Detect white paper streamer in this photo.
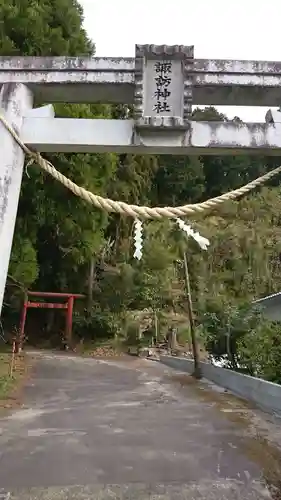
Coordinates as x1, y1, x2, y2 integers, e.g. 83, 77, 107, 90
176, 218, 210, 250
133, 219, 143, 260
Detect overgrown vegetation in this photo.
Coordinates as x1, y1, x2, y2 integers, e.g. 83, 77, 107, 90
1, 0, 281, 383
0, 345, 28, 403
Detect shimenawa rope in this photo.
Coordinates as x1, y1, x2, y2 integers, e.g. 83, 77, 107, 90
1, 114, 281, 220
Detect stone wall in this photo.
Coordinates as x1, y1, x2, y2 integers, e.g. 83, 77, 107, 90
160, 355, 281, 415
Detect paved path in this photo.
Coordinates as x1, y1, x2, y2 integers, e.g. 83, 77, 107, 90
0, 352, 281, 499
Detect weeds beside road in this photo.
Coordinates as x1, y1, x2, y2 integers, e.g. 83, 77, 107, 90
0, 347, 30, 410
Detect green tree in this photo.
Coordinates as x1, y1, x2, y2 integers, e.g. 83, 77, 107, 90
153, 156, 205, 207
198, 301, 261, 369
237, 318, 281, 383
134, 221, 178, 312
0, 0, 117, 292
0, 0, 93, 56
0, 0, 118, 346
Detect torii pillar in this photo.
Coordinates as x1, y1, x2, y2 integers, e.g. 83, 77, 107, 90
0, 83, 33, 312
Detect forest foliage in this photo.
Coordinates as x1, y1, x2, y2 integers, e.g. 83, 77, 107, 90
1, 0, 281, 383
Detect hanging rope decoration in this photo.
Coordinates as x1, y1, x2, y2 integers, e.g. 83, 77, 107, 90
133, 219, 143, 260
176, 218, 210, 251
1, 113, 281, 259
132, 218, 210, 260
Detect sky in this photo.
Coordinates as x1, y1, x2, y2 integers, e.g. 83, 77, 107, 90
80, 0, 280, 122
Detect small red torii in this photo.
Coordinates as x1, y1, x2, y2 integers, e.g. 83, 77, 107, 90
19, 291, 85, 350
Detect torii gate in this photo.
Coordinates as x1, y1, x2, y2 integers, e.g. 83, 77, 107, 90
1, 44, 281, 313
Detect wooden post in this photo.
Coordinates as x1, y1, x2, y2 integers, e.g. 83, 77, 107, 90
19, 292, 28, 351
66, 295, 74, 349
154, 310, 158, 346
87, 257, 95, 309
183, 251, 201, 379
9, 339, 16, 377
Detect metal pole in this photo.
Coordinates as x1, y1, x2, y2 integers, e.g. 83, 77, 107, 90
154, 310, 158, 346
183, 251, 202, 379
0, 83, 33, 315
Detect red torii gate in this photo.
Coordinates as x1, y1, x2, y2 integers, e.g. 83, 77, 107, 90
19, 291, 85, 350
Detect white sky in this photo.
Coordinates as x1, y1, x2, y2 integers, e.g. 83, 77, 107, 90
80, 0, 280, 122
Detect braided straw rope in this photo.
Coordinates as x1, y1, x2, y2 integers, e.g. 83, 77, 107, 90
1, 114, 281, 220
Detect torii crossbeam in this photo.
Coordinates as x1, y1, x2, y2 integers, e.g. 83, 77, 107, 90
1, 43, 281, 313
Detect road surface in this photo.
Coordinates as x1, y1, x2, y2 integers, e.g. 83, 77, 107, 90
0, 352, 281, 499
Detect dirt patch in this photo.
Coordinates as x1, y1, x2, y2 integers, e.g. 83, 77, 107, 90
85, 345, 132, 359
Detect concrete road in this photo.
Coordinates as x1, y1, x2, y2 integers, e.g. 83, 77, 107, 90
0, 352, 281, 499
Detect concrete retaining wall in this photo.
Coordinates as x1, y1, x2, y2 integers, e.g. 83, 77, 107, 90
160, 355, 281, 415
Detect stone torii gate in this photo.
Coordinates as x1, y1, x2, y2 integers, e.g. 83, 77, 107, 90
1, 44, 281, 313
